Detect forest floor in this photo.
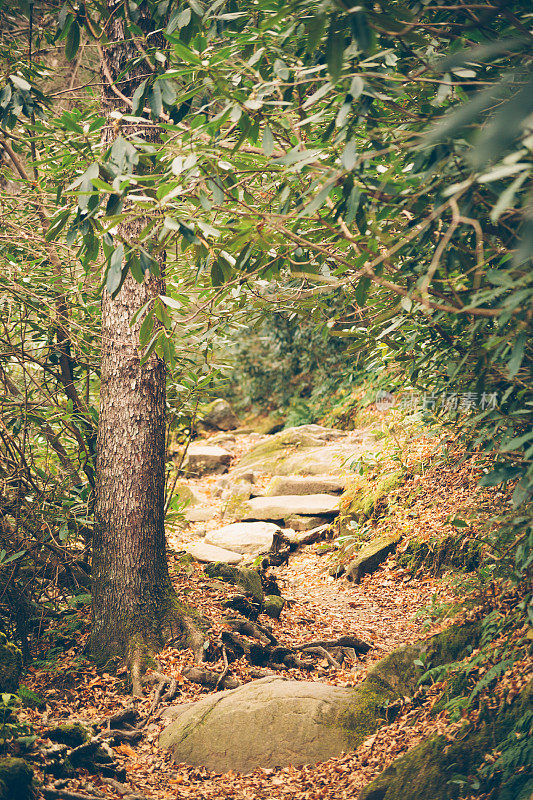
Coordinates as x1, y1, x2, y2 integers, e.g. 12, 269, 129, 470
20, 420, 530, 800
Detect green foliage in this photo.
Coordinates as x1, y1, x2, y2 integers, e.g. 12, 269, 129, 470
0, 0, 531, 693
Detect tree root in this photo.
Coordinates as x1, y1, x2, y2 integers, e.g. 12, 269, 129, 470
214, 614, 371, 674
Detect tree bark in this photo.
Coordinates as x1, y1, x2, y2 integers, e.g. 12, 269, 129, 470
89, 3, 203, 674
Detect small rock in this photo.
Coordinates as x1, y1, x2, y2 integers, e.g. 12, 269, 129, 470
263, 595, 286, 620
172, 481, 203, 507
283, 514, 328, 531
344, 533, 401, 583
184, 542, 243, 565
46, 723, 90, 747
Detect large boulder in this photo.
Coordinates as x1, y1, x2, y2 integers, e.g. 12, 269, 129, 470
0, 634, 22, 693
241, 494, 340, 521
200, 399, 239, 431
184, 542, 243, 565
205, 522, 281, 555
265, 476, 345, 496
181, 444, 232, 476
159, 676, 376, 773
160, 623, 482, 775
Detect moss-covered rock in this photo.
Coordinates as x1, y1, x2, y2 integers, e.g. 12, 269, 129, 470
234, 426, 364, 477
222, 487, 253, 523
46, 723, 90, 747
398, 534, 483, 575
0, 758, 34, 800
204, 562, 264, 603
245, 413, 285, 435
358, 680, 533, 800
263, 595, 285, 619
200, 399, 239, 431
173, 481, 202, 507
0, 633, 22, 693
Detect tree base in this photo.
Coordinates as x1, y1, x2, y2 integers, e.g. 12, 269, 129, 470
88, 594, 207, 695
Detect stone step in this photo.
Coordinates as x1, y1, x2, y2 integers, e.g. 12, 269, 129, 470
184, 542, 243, 564
263, 475, 345, 497
205, 521, 281, 556
241, 494, 340, 521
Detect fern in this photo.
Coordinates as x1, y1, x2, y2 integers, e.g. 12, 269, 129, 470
467, 658, 514, 704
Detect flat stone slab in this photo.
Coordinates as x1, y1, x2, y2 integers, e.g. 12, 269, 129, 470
283, 514, 331, 531
205, 522, 281, 555
265, 476, 345, 496
242, 494, 340, 521
184, 542, 243, 565
159, 676, 367, 773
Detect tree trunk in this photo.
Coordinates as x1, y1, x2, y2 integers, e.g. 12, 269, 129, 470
89, 3, 203, 677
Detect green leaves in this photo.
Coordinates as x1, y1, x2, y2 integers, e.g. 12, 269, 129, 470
326, 16, 344, 82
507, 331, 527, 378
262, 126, 274, 157
65, 21, 80, 61
106, 243, 124, 297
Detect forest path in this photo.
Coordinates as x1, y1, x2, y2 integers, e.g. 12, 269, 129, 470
167, 424, 439, 663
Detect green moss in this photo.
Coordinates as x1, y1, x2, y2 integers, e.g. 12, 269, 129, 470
17, 685, 46, 710
339, 470, 404, 536
0, 633, 22, 693
0, 758, 34, 800
46, 723, 90, 747
173, 482, 200, 507
263, 595, 285, 619
341, 681, 397, 744
204, 563, 264, 602
398, 535, 482, 575
222, 489, 252, 523
425, 620, 481, 667
359, 681, 533, 800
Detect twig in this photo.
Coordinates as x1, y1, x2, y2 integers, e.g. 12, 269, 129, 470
301, 645, 341, 669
